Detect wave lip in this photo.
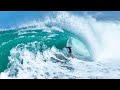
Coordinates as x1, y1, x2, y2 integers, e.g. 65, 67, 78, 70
0, 11, 120, 79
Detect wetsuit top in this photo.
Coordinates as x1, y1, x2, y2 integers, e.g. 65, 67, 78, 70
66, 47, 72, 53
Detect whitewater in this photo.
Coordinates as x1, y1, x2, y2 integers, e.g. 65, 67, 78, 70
0, 11, 120, 79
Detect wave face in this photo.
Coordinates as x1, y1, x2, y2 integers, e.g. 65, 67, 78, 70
1, 11, 120, 79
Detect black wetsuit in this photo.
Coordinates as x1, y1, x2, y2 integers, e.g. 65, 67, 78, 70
66, 46, 74, 58
66, 47, 72, 53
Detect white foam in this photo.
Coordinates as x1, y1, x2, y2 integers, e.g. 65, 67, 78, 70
44, 11, 120, 61
1, 12, 120, 79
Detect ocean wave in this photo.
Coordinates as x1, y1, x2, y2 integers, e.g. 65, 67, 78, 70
1, 11, 120, 79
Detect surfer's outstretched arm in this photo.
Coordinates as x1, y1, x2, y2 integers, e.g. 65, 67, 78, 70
65, 46, 71, 48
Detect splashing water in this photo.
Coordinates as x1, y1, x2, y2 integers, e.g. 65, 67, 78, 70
0, 11, 120, 79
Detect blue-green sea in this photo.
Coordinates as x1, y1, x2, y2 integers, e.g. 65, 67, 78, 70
0, 11, 120, 79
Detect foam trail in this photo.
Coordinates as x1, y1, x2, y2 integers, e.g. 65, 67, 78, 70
1, 11, 120, 79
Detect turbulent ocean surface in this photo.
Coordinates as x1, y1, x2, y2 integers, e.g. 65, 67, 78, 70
0, 11, 120, 79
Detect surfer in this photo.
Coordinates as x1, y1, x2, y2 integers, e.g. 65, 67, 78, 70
65, 46, 74, 58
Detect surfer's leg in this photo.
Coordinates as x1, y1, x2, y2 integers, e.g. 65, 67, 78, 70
69, 53, 72, 58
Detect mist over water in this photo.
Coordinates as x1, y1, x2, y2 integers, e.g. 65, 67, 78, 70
0, 11, 120, 79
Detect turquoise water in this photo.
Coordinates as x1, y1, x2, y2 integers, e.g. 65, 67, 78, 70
1, 11, 120, 79
0, 26, 91, 72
